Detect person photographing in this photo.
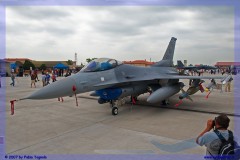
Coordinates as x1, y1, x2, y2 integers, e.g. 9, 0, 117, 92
196, 114, 239, 159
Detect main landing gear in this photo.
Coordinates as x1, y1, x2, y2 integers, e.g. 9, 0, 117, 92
110, 100, 118, 116
162, 99, 170, 106
112, 106, 118, 115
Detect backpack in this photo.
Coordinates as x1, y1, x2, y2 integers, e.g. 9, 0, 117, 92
214, 130, 240, 159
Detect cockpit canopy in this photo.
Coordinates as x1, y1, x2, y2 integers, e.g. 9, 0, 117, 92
81, 58, 122, 72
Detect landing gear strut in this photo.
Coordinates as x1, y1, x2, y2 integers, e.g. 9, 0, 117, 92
162, 99, 169, 105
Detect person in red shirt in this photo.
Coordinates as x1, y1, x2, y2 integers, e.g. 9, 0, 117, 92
51, 73, 56, 82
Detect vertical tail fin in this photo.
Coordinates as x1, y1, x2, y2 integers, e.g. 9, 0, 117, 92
152, 37, 177, 67
177, 60, 184, 68
162, 37, 177, 61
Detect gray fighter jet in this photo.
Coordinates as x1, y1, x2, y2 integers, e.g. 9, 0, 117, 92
177, 60, 217, 71
21, 37, 226, 115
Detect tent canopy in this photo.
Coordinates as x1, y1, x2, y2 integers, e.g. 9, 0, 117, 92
53, 63, 69, 69
10, 63, 17, 69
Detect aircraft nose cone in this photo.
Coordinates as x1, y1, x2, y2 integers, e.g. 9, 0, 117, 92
25, 77, 77, 99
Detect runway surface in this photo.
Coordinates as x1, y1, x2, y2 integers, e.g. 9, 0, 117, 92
1, 74, 239, 155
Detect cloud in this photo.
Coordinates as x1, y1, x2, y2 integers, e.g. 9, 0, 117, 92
7, 7, 75, 37
8, 6, 70, 20
6, 6, 234, 65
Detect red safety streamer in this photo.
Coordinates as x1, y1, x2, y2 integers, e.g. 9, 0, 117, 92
131, 96, 136, 105
10, 100, 17, 115
72, 85, 78, 106
205, 91, 211, 99
174, 100, 183, 107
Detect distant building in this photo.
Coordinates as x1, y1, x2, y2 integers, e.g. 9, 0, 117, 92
183, 60, 187, 67
215, 62, 240, 68
0, 59, 11, 76
215, 62, 240, 74
123, 60, 155, 67
31, 61, 69, 69
4, 58, 76, 76
5, 58, 28, 70
5, 58, 75, 68
5, 58, 31, 63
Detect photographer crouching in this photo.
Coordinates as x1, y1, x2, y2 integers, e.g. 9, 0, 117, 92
196, 114, 240, 159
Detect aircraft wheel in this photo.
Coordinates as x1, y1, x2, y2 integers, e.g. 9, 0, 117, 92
112, 106, 118, 116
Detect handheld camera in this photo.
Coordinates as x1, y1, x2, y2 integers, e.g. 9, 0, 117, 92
212, 117, 217, 129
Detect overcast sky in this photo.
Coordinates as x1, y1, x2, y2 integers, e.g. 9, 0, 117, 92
6, 6, 234, 65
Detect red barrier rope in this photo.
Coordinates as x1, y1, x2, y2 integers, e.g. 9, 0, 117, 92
174, 100, 183, 107
74, 93, 78, 106
131, 96, 136, 105
10, 100, 17, 115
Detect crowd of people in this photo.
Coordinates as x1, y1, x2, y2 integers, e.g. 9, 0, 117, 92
40, 72, 57, 87
182, 67, 236, 77
7, 69, 73, 88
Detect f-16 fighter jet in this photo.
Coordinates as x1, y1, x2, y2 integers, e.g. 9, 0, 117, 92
16, 37, 228, 115
177, 60, 217, 71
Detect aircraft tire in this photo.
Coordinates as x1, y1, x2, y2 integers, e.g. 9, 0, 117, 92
112, 106, 118, 115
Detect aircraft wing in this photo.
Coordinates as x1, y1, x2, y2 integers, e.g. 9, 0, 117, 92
161, 75, 224, 79
94, 74, 224, 88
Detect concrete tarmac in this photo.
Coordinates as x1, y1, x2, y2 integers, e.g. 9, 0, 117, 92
1, 74, 239, 155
